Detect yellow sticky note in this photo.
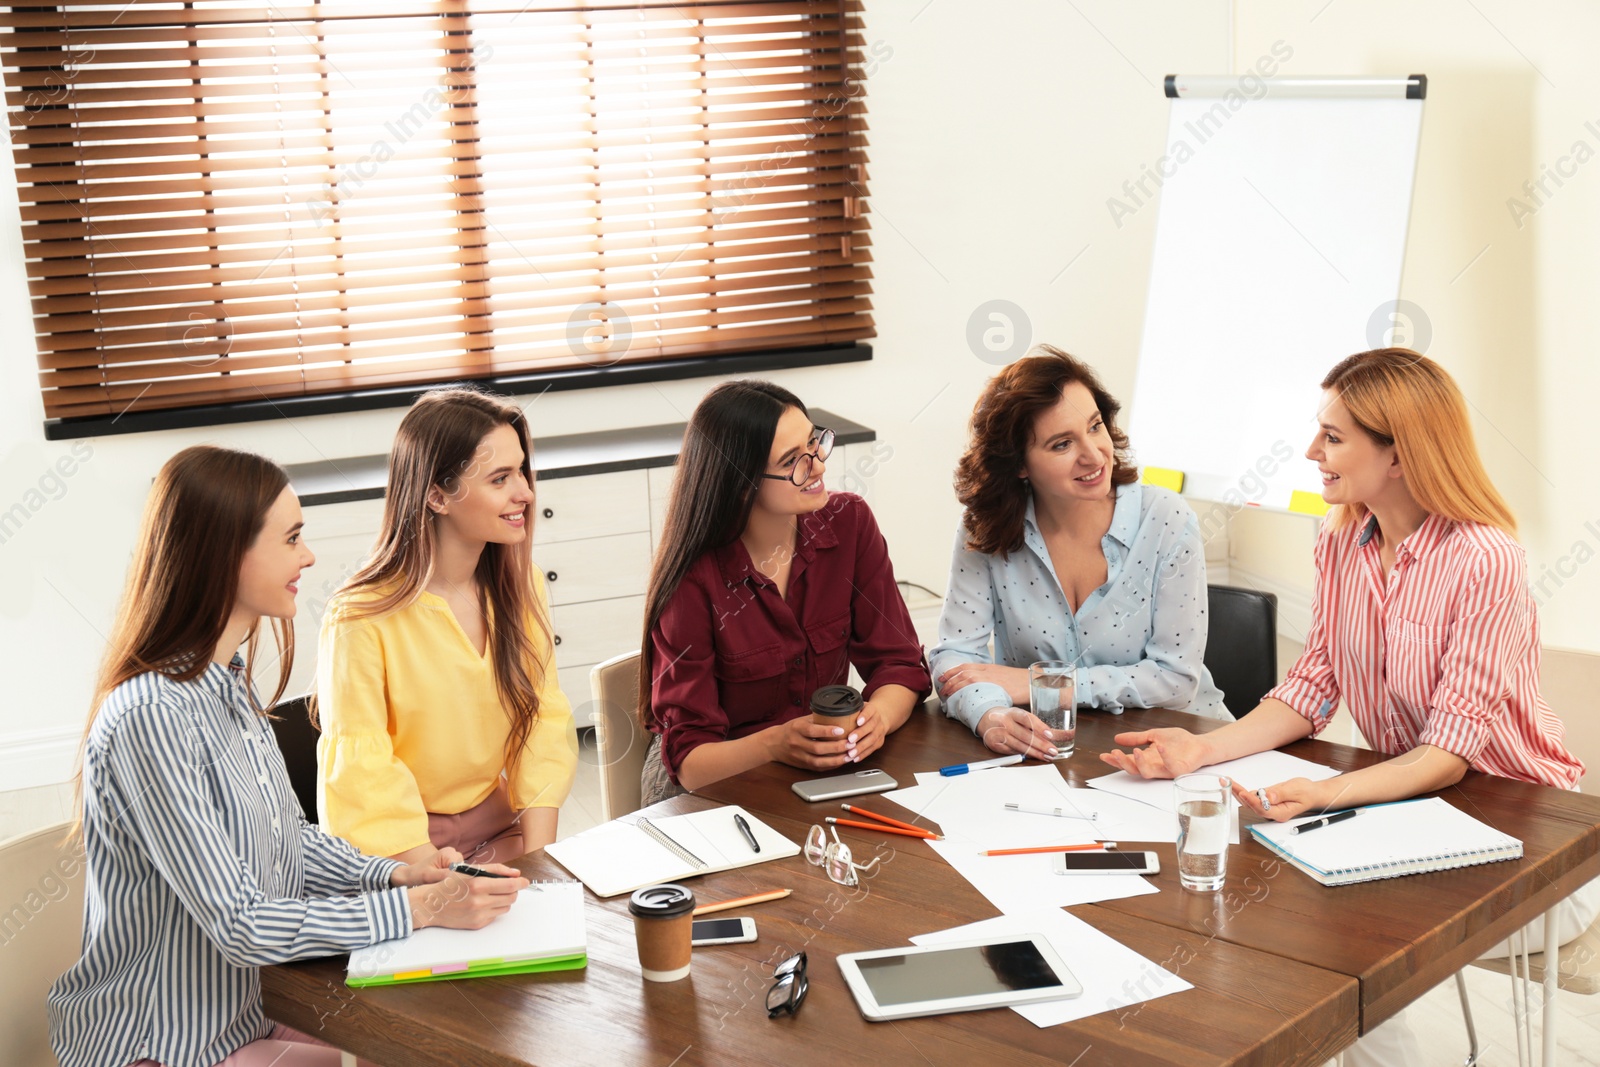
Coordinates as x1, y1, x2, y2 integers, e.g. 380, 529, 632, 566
1288, 490, 1330, 517
1141, 466, 1185, 493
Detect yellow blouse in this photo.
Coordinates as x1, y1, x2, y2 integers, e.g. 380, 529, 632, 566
315, 573, 577, 857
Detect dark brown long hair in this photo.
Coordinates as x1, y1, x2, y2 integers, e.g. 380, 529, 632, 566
954, 345, 1137, 557
75, 445, 294, 836
638, 380, 806, 728
325, 387, 550, 777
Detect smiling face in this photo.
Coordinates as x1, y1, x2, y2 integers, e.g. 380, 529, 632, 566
234, 486, 314, 621
749, 404, 829, 521
1020, 381, 1116, 505
431, 422, 533, 545
1307, 391, 1401, 507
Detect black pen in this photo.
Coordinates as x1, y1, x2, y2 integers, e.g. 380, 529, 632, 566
450, 862, 511, 878
1289, 809, 1360, 835
734, 813, 761, 853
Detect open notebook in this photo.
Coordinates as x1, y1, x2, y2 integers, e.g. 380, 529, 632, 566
546, 805, 800, 898
1250, 797, 1523, 887
347, 880, 586, 986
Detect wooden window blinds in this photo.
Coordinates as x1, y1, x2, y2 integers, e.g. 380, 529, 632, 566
2, 0, 872, 423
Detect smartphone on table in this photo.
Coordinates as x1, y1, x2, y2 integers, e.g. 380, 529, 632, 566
1053, 851, 1160, 875
691, 917, 758, 945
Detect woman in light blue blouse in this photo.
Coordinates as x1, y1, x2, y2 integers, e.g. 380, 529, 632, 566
930, 347, 1229, 759
51, 446, 526, 1067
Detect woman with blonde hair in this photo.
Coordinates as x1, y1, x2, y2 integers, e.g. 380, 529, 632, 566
317, 387, 576, 864
51, 446, 525, 1067
1103, 348, 1595, 1065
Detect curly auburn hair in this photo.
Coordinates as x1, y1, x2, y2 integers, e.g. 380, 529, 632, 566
954, 345, 1138, 557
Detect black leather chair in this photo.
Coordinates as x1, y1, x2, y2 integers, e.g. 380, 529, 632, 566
268, 694, 321, 825
1204, 585, 1279, 715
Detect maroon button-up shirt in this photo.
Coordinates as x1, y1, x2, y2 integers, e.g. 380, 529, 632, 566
649, 492, 932, 781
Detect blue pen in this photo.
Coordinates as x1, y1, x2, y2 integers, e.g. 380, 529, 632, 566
939, 754, 1025, 777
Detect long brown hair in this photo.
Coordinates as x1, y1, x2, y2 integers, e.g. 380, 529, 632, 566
954, 345, 1138, 557
75, 445, 294, 835
638, 380, 805, 728
325, 387, 550, 776
1321, 348, 1517, 536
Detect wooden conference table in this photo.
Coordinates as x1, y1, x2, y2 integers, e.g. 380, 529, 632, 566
263, 706, 1600, 1066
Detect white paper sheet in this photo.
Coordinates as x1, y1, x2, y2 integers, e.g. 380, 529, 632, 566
884, 766, 1188, 844
878, 767, 1160, 912
1086, 750, 1340, 816
910, 908, 1192, 1027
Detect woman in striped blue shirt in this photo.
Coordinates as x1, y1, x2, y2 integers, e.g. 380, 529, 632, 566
49, 446, 528, 1067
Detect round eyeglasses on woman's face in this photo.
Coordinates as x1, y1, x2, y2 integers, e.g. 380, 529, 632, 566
760, 427, 835, 487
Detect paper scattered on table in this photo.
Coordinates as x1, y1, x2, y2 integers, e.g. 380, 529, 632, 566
1087, 749, 1340, 827
877, 766, 1159, 912
885, 764, 1213, 845
910, 907, 1192, 1027
925, 838, 1157, 912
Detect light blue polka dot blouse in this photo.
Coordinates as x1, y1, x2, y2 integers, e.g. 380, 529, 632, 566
930, 481, 1229, 732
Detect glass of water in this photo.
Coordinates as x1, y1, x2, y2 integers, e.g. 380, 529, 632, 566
1027, 661, 1077, 760
1174, 773, 1231, 892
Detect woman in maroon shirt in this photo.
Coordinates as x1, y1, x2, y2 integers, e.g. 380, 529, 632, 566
638, 380, 931, 805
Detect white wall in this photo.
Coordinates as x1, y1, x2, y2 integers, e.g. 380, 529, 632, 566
1226, 0, 1600, 654
5, 1, 1596, 789
0, 1, 1232, 787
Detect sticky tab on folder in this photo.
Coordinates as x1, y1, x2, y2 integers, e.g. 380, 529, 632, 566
1141, 467, 1185, 493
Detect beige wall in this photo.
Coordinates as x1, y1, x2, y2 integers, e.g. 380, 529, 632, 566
2, 1, 1595, 788
1228, 0, 1600, 656
0, 2, 1231, 784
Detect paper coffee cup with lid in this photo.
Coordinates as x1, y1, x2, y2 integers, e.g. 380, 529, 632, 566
628, 883, 695, 982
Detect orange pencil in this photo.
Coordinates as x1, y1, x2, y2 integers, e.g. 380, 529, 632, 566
825, 816, 942, 841
982, 842, 1116, 857
839, 803, 932, 836
692, 889, 792, 916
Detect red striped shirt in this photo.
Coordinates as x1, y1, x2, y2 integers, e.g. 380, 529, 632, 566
1267, 512, 1583, 789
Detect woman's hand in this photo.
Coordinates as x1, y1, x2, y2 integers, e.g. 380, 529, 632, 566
766, 716, 854, 772
389, 846, 465, 888
1099, 728, 1214, 780
937, 663, 1030, 705
975, 707, 1059, 761
842, 701, 893, 763
1232, 777, 1332, 823
407, 867, 528, 930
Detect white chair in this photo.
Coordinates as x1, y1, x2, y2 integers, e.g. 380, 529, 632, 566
589, 651, 647, 821
1458, 647, 1600, 1067
0, 820, 84, 1067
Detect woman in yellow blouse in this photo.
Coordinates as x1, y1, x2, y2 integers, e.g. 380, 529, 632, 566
316, 388, 577, 864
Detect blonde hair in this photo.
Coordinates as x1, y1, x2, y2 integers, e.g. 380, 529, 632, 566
1321, 348, 1516, 536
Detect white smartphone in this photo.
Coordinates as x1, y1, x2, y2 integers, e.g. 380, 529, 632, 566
691, 917, 758, 946
791, 768, 898, 802
1053, 850, 1160, 875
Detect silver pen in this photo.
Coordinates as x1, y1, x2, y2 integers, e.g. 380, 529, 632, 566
1004, 801, 1098, 821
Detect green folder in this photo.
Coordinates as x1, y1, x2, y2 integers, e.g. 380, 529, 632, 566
347, 952, 587, 987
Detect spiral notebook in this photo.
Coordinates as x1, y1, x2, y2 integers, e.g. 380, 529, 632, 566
546, 805, 800, 897
346, 880, 586, 987
1250, 797, 1523, 887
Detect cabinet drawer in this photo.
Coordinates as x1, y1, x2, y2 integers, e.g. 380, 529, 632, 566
533, 470, 649, 544
549, 595, 646, 671
536, 533, 651, 606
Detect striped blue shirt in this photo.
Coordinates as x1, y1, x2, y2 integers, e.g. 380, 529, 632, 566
49, 658, 411, 1067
